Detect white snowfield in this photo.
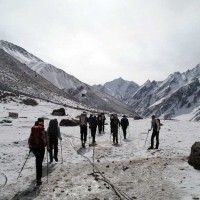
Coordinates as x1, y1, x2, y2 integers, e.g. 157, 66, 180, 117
0, 101, 200, 200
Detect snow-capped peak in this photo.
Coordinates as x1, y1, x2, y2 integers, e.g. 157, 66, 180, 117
0, 40, 42, 64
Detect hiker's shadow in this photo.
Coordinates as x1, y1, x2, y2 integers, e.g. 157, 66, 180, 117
123, 139, 131, 142
42, 162, 58, 177
11, 180, 42, 200
97, 133, 104, 137
77, 147, 88, 155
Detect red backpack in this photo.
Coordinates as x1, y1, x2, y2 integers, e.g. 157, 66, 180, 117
28, 126, 47, 148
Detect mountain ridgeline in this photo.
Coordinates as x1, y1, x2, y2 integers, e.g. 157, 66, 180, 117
0, 40, 138, 115
94, 68, 200, 121
1, 40, 199, 120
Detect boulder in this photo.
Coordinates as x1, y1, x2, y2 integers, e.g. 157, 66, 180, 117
22, 98, 38, 106
188, 142, 200, 169
52, 108, 66, 116
9, 112, 18, 118
59, 119, 79, 126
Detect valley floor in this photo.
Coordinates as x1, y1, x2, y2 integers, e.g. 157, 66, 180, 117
0, 101, 200, 200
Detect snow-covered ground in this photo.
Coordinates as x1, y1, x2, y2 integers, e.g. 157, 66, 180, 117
0, 100, 200, 200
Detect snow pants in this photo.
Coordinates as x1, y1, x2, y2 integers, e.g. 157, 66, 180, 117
98, 123, 102, 134
91, 127, 97, 143
150, 130, 159, 149
122, 126, 127, 139
112, 126, 118, 143
49, 137, 58, 162
32, 147, 45, 181
102, 123, 105, 132
80, 126, 87, 142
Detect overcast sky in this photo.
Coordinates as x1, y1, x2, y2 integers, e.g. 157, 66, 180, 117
0, 0, 200, 85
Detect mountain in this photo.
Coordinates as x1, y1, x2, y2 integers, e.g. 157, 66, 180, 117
94, 66, 200, 121
0, 40, 138, 115
138, 66, 200, 120
93, 77, 139, 101
0, 48, 77, 107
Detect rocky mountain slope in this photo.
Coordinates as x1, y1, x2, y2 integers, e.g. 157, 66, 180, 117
93, 77, 139, 101
94, 66, 200, 121
0, 49, 77, 106
0, 40, 138, 115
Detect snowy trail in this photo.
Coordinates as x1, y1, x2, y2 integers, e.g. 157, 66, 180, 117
1, 101, 200, 199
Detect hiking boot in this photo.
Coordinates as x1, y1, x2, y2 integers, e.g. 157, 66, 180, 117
155, 147, 158, 149
36, 180, 42, 186
147, 147, 153, 150
54, 156, 58, 162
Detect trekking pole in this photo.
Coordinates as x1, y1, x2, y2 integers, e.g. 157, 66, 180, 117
60, 139, 63, 164
46, 148, 48, 183
93, 146, 95, 174
144, 130, 150, 147
89, 128, 91, 145
119, 126, 122, 145
110, 127, 112, 143
17, 150, 31, 180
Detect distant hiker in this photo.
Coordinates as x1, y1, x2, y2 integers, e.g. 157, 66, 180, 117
102, 113, 106, 133
148, 115, 160, 149
110, 114, 120, 144
79, 112, 89, 147
110, 114, 114, 134
89, 114, 98, 144
120, 115, 129, 139
47, 119, 62, 162
28, 120, 48, 186
97, 113, 103, 134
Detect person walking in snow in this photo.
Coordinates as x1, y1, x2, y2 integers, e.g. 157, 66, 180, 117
148, 115, 160, 149
110, 114, 121, 144
97, 113, 103, 134
102, 113, 106, 133
89, 114, 98, 144
28, 120, 48, 186
79, 112, 89, 147
120, 115, 129, 139
47, 119, 62, 162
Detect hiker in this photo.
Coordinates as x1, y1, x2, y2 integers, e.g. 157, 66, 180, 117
47, 119, 62, 162
28, 120, 48, 186
97, 113, 103, 134
89, 114, 98, 144
102, 113, 106, 133
120, 115, 129, 139
110, 114, 114, 134
110, 114, 120, 144
79, 112, 89, 147
148, 115, 160, 149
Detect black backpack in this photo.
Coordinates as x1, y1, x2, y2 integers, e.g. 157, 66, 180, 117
112, 116, 119, 126
48, 119, 59, 138
121, 117, 128, 127
156, 118, 163, 129
90, 116, 97, 127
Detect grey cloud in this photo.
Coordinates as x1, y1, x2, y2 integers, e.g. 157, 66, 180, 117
0, 0, 200, 85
